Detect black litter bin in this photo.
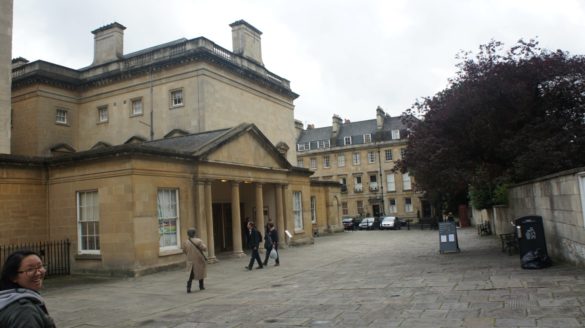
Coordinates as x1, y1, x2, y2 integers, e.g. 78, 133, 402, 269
514, 216, 551, 269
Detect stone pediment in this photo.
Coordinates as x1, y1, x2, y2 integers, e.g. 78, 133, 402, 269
197, 123, 290, 170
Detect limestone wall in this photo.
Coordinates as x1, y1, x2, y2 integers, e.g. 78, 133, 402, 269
0, 0, 12, 154
0, 165, 48, 244
506, 168, 585, 266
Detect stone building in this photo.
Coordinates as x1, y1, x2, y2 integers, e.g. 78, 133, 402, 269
296, 107, 429, 226
1, 20, 341, 275
0, 0, 12, 154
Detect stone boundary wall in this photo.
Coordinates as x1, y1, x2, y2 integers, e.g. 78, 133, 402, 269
504, 167, 585, 266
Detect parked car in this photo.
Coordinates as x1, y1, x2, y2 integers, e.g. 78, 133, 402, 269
342, 217, 358, 231
358, 217, 378, 230
380, 216, 401, 230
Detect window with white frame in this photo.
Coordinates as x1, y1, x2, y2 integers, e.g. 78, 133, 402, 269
131, 98, 143, 116
369, 174, 378, 191
352, 152, 360, 165
340, 177, 347, 192
385, 149, 393, 161
56, 108, 68, 124
310, 158, 317, 169
392, 129, 401, 140
170, 89, 184, 108
368, 151, 376, 163
297, 143, 306, 152
363, 134, 372, 143
77, 191, 100, 254
405, 197, 413, 212
386, 174, 396, 192
403, 172, 412, 191
293, 191, 303, 231
323, 140, 330, 148
297, 159, 304, 167
388, 198, 397, 213
344, 136, 352, 145
323, 155, 330, 168
97, 106, 108, 123
354, 176, 363, 192
311, 196, 317, 224
338, 154, 345, 167
357, 200, 364, 215
342, 201, 348, 215
157, 188, 180, 249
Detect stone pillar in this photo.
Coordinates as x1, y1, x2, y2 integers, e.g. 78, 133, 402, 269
195, 181, 206, 237
231, 181, 245, 257
204, 181, 217, 263
282, 184, 290, 246
255, 183, 265, 249
275, 184, 285, 246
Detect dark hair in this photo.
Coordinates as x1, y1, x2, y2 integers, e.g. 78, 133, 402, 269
267, 222, 274, 229
0, 250, 41, 290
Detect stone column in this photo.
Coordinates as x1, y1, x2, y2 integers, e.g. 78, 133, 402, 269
204, 181, 217, 263
282, 184, 290, 247
231, 181, 245, 257
195, 181, 206, 237
275, 184, 285, 246
255, 183, 265, 249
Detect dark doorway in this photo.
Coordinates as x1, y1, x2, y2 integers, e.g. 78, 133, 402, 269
422, 200, 432, 218
212, 203, 233, 252
372, 204, 381, 217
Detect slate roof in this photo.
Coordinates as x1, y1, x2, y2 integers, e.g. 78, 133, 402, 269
298, 115, 407, 146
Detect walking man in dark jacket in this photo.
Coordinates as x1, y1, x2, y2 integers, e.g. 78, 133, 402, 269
263, 222, 280, 266
245, 221, 264, 270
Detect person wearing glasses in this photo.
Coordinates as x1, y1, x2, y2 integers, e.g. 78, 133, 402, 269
0, 250, 55, 327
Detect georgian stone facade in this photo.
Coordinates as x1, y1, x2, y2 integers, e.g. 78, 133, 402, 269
297, 107, 429, 222
1, 20, 341, 276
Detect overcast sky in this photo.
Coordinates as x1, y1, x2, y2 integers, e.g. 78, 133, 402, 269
11, 0, 585, 128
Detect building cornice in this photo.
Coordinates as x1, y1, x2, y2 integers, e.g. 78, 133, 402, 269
12, 37, 299, 100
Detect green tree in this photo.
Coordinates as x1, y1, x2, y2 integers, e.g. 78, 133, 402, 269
398, 39, 585, 209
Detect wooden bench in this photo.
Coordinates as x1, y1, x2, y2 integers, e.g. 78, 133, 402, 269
477, 222, 492, 236
499, 233, 518, 255
418, 217, 438, 230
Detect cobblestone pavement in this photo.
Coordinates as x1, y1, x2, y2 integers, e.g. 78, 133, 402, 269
43, 227, 585, 327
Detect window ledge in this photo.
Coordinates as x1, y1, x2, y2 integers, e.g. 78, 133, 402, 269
159, 248, 182, 257
75, 254, 102, 261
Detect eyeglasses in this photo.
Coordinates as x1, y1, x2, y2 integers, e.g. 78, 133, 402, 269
17, 265, 47, 277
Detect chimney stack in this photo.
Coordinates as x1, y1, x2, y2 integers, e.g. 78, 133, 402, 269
332, 115, 342, 135
91, 22, 126, 66
376, 106, 385, 130
230, 20, 263, 65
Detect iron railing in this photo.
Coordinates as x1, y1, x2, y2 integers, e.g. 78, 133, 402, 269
0, 239, 71, 277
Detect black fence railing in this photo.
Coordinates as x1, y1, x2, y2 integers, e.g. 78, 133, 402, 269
0, 239, 71, 277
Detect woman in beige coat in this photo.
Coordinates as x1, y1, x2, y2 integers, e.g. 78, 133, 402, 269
182, 228, 207, 293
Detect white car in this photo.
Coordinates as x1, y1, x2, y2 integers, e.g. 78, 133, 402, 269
358, 217, 377, 230
380, 216, 401, 230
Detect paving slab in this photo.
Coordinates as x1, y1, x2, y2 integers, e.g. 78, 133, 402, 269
42, 228, 585, 327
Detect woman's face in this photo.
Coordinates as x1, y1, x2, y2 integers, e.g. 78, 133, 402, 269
12, 255, 46, 291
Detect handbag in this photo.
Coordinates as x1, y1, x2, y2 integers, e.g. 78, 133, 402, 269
269, 248, 278, 259
190, 239, 208, 261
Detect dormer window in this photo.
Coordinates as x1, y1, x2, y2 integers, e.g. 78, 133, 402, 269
344, 136, 352, 145
392, 129, 401, 140
364, 134, 372, 143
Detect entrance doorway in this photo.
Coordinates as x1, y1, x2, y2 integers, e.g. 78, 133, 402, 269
212, 203, 233, 252
372, 204, 381, 217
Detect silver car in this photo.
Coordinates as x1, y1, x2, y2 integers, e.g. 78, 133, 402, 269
358, 217, 376, 230
380, 216, 401, 230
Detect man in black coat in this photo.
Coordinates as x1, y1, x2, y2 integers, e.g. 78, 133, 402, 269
245, 221, 264, 270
